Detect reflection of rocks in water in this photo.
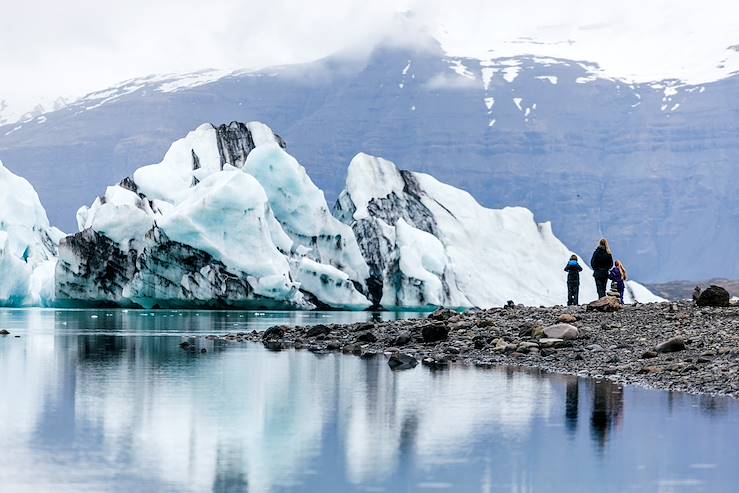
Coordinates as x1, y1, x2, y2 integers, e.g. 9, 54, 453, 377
565, 378, 579, 438
590, 380, 624, 450
212, 444, 249, 493
699, 395, 729, 416
76, 335, 127, 361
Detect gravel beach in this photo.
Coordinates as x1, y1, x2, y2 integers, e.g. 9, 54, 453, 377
203, 301, 739, 398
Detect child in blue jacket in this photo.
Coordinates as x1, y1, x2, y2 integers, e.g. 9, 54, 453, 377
564, 255, 583, 305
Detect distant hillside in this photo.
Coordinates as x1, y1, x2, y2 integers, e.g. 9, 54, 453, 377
1, 37, 738, 282
644, 279, 739, 301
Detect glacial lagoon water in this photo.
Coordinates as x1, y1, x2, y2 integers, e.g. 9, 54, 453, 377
0, 309, 738, 493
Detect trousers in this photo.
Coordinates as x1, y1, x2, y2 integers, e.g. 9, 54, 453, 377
567, 281, 580, 306
594, 277, 608, 299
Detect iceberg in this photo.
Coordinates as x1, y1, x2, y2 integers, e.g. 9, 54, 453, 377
0, 161, 64, 306
334, 152, 663, 308
57, 122, 371, 309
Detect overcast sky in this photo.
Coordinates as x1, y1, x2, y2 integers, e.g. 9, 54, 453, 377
2, 0, 739, 118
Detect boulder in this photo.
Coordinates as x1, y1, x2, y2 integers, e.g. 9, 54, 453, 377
587, 297, 622, 312
542, 323, 580, 340
388, 353, 418, 370
557, 313, 577, 323
696, 285, 731, 307
356, 331, 377, 343
306, 324, 331, 337
692, 286, 702, 301
655, 337, 686, 353
262, 326, 285, 340
421, 323, 449, 343
393, 331, 412, 346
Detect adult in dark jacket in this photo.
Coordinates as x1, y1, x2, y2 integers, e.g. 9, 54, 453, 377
590, 239, 614, 298
564, 254, 583, 305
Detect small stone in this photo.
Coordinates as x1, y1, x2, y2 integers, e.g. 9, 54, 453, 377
543, 323, 579, 340
421, 323, 449, 343
262, 326, 285, 340
178, 341, 192, 349
200, 348, 207, 353
388, 353, 418, 370
356, 332, 377, 343
587, 297, 622, 312
306, 324, 331, 338
428, 308, 456, 321
655, 337, 686, 353
557, 313, 577, 323
641, 350, 658, 359
586, 344, 604, 352
539, 337, 564, 348
393, 332, 412, 346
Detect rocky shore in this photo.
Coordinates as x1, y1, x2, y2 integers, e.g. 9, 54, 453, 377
198, 299, 739, 398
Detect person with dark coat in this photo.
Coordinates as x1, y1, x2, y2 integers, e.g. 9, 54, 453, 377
590, 239, 614, 298
564, 254, 583, 305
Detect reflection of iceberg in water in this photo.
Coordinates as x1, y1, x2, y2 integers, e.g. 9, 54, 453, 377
340, 362, 556, 485
0, 321, 557, 492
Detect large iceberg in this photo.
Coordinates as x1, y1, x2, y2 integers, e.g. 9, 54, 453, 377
57, 122, 371, 309
0, 161, 64, 306
334, 153, 662, 308
1, 120, 661, 309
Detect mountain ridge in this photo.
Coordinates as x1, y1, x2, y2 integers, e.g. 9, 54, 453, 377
1, 37, 737, 282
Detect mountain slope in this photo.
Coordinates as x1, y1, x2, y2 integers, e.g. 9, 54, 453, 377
1, 39, 737, 282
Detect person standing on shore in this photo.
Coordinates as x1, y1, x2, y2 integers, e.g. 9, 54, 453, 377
609, 260, 628, 303
590, 239, 614, 298
564, 254, 583, 305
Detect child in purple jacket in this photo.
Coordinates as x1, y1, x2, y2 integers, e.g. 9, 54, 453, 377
609, 260, 628, 303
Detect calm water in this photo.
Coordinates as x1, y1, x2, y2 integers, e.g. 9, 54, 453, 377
0, 309, 738, 493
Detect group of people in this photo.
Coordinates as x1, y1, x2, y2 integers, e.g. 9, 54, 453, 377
564, 239, 628, 306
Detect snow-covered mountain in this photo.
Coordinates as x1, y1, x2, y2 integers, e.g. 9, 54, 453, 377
0, 120, 659, 309
1, 36, 737, 283
0, 161, 64, 306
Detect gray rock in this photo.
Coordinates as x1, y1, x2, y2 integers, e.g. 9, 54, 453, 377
262, 326, 285, 340
388, 353, 418, 370
696, 285, 731, 307
543, 323, 580, 340
656, 337, 686, 353
421, 323, 449, 343
306, 324, 331, 337
428, 308, 456, 321
356, 331, 377, 343
393, 332, 412, 346
587, 297, 622, 312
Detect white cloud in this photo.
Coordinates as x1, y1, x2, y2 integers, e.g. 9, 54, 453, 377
1, 0, 739, 121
